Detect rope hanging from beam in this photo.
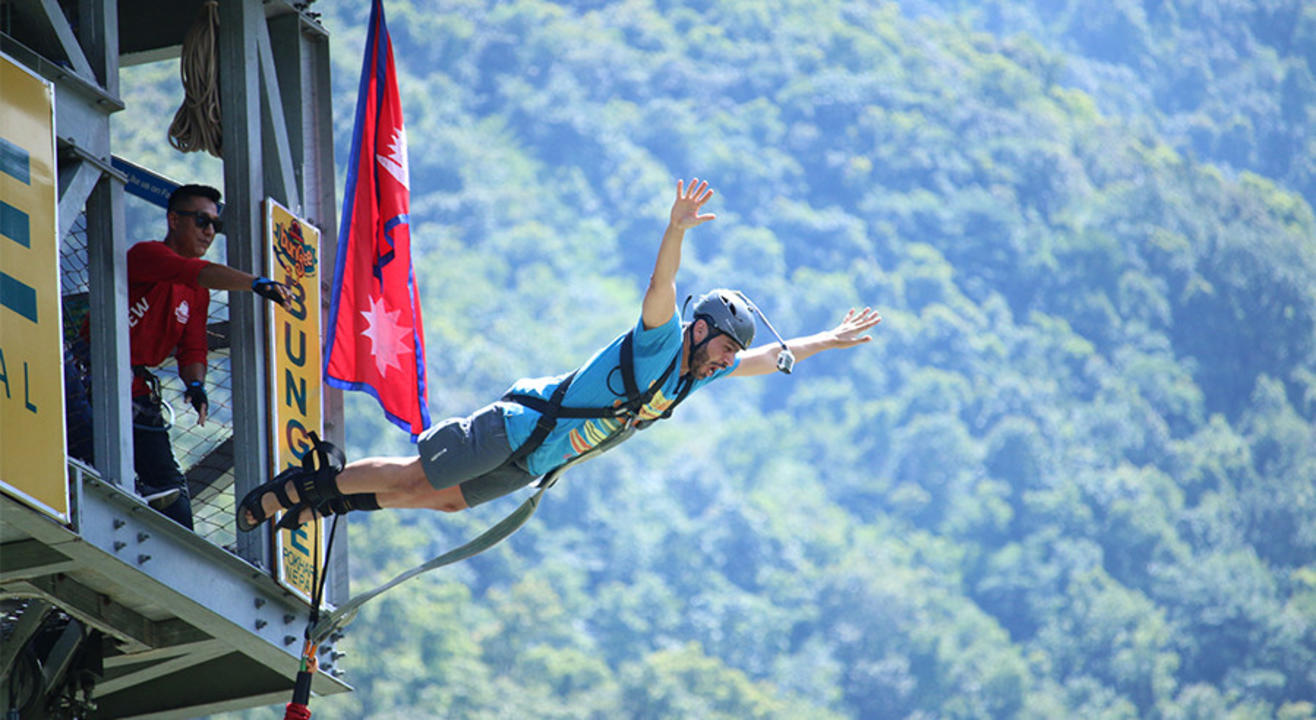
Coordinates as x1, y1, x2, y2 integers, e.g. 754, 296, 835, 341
168, 0, 223, 157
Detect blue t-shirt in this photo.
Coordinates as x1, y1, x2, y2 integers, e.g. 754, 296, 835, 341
501, 311, 739, 475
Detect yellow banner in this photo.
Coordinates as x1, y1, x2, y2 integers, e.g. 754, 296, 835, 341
0, 52, 67, 522
266, 199, 326, 605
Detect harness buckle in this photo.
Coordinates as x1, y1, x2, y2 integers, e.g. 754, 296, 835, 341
133, 366, 163, 405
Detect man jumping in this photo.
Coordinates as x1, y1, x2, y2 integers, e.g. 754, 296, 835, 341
238, 178, 880, 530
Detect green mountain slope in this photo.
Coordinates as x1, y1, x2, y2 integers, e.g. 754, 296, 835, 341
165, 1, 1316, 718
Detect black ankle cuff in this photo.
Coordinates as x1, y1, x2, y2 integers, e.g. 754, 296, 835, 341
345, 493, 381, 511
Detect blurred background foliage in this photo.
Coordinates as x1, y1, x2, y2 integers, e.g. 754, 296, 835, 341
107, 0, 1316, 717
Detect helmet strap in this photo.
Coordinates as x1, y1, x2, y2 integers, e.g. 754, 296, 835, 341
683, 320, 718, 378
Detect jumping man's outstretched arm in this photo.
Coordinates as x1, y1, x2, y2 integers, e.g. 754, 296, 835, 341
642, 178, 716, 330
730, 307, 882, 377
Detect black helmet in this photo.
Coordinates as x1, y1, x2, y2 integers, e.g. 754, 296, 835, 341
690, 289, 756, 349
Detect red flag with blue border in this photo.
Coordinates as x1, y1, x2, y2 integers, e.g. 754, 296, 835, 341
324, 0, 431, 439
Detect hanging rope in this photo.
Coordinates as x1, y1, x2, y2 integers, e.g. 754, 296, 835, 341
168, 0, 223, 157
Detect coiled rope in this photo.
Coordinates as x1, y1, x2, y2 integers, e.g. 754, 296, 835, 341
168, 0, 223, 157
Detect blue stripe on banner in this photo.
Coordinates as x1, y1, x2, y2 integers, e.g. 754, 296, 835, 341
0, 202, 31, 248
0, 271, 38, 323
0, 138, 31, 184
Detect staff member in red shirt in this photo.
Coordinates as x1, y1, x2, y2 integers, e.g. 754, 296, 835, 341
124, 184, 291, 528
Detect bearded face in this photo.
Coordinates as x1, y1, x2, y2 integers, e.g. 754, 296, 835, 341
689, 331, 742, 379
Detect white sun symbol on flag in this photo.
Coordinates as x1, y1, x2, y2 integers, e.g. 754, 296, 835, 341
360, 294, 412, 376
376, 125, 410, 190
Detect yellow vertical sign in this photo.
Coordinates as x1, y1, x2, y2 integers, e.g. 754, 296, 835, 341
266, 199, 325, 604
0, 52, 67, 522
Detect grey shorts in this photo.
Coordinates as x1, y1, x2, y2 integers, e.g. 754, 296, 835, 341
416, 402, 537, 507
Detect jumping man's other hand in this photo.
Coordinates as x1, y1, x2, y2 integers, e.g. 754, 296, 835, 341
669, 178, 716, 231
828, 307, 882, 349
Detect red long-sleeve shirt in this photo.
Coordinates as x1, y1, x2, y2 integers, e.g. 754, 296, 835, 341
126, 241, 211, 396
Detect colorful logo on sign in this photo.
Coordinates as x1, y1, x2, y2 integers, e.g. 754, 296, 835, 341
274, 218, 318, 282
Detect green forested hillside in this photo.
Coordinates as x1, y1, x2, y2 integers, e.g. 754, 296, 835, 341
110, 0, 1316, 717
907, 0, 1316, 209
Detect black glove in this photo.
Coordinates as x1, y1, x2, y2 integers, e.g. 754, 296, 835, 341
183, 381, 208, 414
252, 276, 290, 305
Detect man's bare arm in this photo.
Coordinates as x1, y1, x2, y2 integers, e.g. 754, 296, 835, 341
641, 178, 715, 329
731, 307, 882, 377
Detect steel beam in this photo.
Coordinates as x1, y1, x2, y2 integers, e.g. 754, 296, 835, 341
218, 0, 273, 570
56, 158, 102, 239
37, 615, 85, 692
3, 576, 156, 653
305, 11, 349, 608
74, 474, 348, 696
103, 638, 220, 669
0, 600, 52, 678
75, 0, 120, 96
112, 688, 298, 720
257, 16, 301, 213
85, 173, 133, 491
36, 0, 95, 81
94, 639, 227, 696
0, 29, 122, 108
0, 540, 79, 582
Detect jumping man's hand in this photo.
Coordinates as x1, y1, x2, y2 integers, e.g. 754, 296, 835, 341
669, 178, 716, 231
828, 307, 882, 349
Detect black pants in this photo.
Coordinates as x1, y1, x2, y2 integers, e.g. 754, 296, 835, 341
64, 351, 95, 465
132, 399, 194, 530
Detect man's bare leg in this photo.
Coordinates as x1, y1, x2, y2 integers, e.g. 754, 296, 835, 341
244, 455, 469, 527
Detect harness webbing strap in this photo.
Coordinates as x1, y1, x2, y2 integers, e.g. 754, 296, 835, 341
618, 330, 682, 416
132, 365, 163, 403
502, 368, 580, 471
648, 372, 695, 425
617, 330, 644, 408
501, 330, 685, 450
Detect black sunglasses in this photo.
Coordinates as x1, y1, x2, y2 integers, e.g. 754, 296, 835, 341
173, 210, 224, 233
